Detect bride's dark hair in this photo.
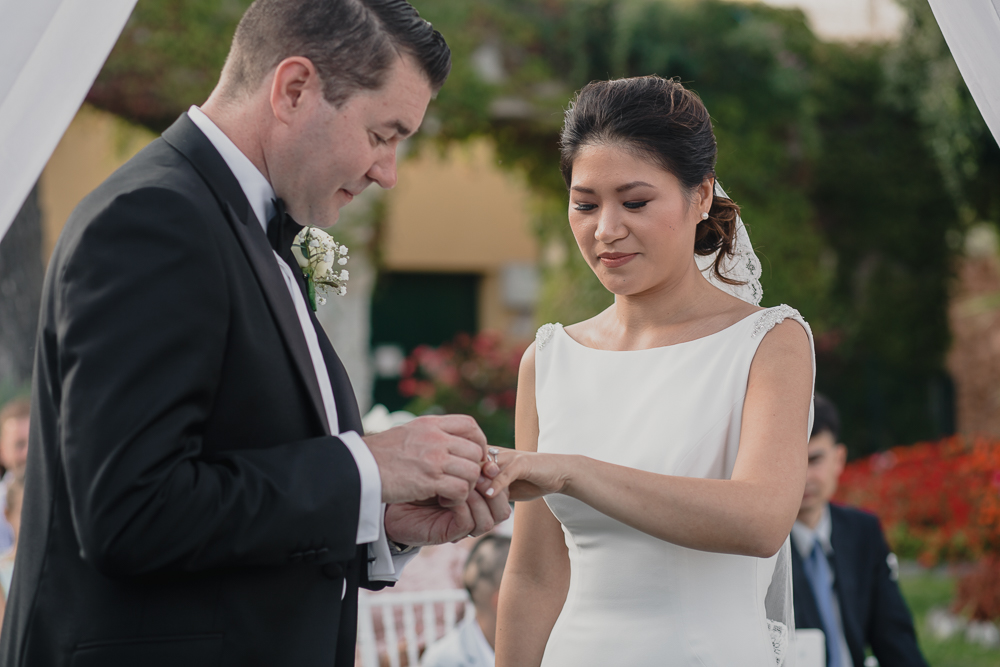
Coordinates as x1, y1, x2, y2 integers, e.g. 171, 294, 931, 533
559, 75, 742, 285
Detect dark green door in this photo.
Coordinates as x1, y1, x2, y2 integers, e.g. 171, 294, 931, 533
370, 271, 480, 411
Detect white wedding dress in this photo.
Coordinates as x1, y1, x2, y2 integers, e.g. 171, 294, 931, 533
534, 305, 815, 667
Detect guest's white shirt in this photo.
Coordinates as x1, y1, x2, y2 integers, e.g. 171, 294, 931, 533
791, 504, 853, 667
187, 106, 416, 582
420, 615, 494, 667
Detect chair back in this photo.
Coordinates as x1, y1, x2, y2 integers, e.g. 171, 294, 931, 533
357, 589, 473, 667
793, 628, 827, 667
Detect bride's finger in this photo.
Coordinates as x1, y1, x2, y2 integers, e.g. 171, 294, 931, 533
484, 457, 521, 499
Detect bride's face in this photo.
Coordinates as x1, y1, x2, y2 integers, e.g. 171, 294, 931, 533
568, 143, 711, 297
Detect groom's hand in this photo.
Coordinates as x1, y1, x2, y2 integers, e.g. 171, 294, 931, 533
363, 415, 498, 507
383, 483, 511, 546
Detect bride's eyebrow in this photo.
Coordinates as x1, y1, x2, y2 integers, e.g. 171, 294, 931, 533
616, 181, 654, 193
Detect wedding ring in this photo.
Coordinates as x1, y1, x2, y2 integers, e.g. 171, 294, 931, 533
487, 447, 499, 465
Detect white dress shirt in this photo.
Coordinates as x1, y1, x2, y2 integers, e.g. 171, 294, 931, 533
791, 505, 853, 667
187, 106, 416, 582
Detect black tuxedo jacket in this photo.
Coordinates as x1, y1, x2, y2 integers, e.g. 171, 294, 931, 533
0, 114, 384, 667
791, 504, 927, 667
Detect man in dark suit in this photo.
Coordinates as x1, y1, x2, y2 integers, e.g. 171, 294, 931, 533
0, 1, 509, 665
791, 395, 927, 667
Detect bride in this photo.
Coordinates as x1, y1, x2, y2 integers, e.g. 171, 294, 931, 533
487, 76, 815, 666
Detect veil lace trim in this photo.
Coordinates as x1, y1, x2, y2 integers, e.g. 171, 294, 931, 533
767, 619, 789, 666
695, 181, 763, 306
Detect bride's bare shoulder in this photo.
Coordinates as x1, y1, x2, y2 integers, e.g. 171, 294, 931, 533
561, 308, 612, 348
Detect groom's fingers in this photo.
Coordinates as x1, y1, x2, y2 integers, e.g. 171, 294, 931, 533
465, 489, 495, 537
434, 464, 479, 506
447, 503, 475, 543
443, 433, 487, 465
435, 414, 489, 449
476, 474, 511, 524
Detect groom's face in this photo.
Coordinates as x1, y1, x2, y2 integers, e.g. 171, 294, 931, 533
270, 54, 433, 227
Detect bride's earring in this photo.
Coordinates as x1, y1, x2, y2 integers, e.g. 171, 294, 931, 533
700, 212, 709, 221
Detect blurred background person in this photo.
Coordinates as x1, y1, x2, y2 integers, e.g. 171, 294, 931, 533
0, 473, 25, 632
421, 535, 511, 667
0, 399, 29, 552
791, 394, 928, 667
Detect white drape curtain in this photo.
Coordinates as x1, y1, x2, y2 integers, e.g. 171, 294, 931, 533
0, 0, 137, 243
926, 1, 1000, 146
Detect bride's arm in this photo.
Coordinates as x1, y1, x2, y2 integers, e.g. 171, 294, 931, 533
495, 344, 570, 667
487, 319, 813, 558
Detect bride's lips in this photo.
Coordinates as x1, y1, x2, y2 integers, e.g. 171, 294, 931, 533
340, 189, 354, 204
598, 252, 638, 268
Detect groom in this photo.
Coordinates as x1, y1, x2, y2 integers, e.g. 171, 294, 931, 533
0, 1, 509, 666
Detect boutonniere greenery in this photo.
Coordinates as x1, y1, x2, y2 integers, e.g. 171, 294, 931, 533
291, 227, 350, 311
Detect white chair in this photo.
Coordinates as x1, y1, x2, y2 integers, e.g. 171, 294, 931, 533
793, 628, 826, 667
357, 589, 473, 667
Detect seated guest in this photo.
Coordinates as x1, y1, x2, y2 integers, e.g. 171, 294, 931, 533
421, 535, 511, 667
792, 395, 928, 667
0, 472, 25, 631
0, 399, 29, 552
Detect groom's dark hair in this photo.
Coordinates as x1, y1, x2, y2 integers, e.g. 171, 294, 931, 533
221, 0, 451, 105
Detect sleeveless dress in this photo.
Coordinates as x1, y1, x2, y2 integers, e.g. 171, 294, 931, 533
534, 305, 815, 667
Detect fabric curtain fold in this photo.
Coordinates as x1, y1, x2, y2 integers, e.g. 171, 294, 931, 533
0, 0, 137, 242
926, 0, 1000, 145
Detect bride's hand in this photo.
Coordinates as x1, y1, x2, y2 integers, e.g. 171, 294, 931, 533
485, 449, 576, 502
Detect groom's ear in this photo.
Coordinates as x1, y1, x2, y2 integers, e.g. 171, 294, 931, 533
270, 56, 322, 124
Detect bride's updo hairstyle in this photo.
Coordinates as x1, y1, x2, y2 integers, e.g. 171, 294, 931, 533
560, 76, 743, 285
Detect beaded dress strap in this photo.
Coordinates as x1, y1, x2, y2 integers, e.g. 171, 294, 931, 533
535, 323, 561, 351
751, 305, 812, 340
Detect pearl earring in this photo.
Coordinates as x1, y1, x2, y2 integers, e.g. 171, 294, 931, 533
701, 212, 709, 220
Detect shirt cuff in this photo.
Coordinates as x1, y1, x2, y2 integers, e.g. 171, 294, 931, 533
368, 505, 421, 582
337, 430, 382, 545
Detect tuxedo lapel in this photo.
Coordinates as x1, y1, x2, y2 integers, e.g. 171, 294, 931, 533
791, 545, 822, 629
830, 507, 865, 660
162, 114, 331, 435
309, 310, 363, 434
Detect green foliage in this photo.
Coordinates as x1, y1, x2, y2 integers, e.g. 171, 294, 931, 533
90, 0, 251, 131
884, 0, 1000, 225
900, 573, 1000, 667
0, 380, 30, 413
419, 0, 972, 453
90, 0, 993, 453
809, 39, 959, 452
399, 332, 526, 448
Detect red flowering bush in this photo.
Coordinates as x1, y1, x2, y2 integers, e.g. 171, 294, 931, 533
834, 436, 1000, 566
399, 332, 528, 449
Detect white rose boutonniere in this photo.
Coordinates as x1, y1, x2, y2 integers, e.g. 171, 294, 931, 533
291, 227, 350, 311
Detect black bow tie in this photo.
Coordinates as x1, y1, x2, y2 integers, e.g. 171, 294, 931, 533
266, 198, 303, 258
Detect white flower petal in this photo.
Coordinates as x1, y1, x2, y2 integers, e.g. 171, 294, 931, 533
291, 244, 309, 269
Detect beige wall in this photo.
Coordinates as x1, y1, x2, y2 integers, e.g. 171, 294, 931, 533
735, 0, 905, 42
383, 139, 538, 335
384, 139, 536, 271
39, 105, 156, 261
39, 109, 538, 338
